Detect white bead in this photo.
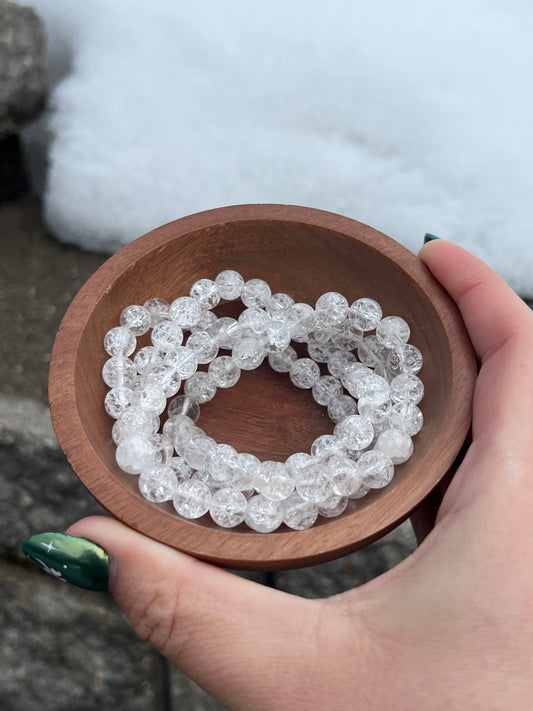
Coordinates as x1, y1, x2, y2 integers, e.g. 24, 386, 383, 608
215, 269, 244, 300
241, 278, 272, 308
163, 346, 198, 379
268, 346, 297, 373
102, 356, 136, 388
104, 386, 134, 419
282, 493, 318, 530
375, 429, 414, 464
104, 326, 136, 357
312, 375, 343, 406
184, 371, 217, 403
388, 402, 423, 435
315, 291, 349, 327
151, 321, 183, 352
143, 298, 170, 326
186, 330, 218, 364
256, 461, 294, 501
389, 374, 424, 405
376, 316, 410, 349
289, 358, 321, 389
120, 304, 151, 336
169, 296, 203, 329
334, 414, 374, 451
139, 466, 177, 502
189, 278, 221, 309
350, 298, 382, 331
209, 488, 247, 528
357, 450, 394, 489
173, 479, 212, 519
231, 337, 265, 370
208, 355, 241, 388
116, 434, 156, 474
244, 495, 282, 533
295, 458, 335, 503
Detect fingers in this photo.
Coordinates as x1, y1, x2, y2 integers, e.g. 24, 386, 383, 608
66, 516, 359, 710
419, 240, 533, 446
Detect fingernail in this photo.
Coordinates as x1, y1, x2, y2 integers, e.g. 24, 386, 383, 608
423, 233, 440, 244
21, 532, 109, 592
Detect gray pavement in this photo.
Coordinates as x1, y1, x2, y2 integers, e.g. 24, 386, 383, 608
0, 194, 419, 710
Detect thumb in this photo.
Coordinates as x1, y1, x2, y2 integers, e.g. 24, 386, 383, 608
66, 516, 343, 710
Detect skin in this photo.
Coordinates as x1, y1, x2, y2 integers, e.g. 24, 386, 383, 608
68, 240, 533, 710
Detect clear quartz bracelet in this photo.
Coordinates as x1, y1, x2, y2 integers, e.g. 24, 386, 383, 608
102, 269, 424, 532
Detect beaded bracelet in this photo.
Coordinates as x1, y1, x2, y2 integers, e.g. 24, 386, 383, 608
102, 270, 424, 532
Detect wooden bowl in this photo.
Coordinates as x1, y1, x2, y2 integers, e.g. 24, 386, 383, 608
49, 204, 476, 570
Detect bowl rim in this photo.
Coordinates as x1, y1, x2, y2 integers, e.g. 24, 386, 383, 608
49, 204, 476, 570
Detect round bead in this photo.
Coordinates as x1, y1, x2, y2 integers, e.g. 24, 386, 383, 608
208, 317, 242, 349
312, 375, 343, 406
173, 479, 212, 519
325, 454, 363, 497
326, 394, 358, 423
231, 337, 265, 370
163, 346, 198, 379
208, 355, 241, 388
215, 269, 244, 300
186, 330, 219, 364
315, 291, 349, 327
387, 344, 423, 376
119, 304, 151, 336
376, 316, 410, 349
102, 356, 137, 388
139, 466, 177, 502
104, 326, 136, 357
151, 321, 183, 352
289, 358, 321, 389
256, 461, 295, 501
327, 350, 357, 379
334, 415, 374, 451
244, 495, 282, 533
134, 346, 163, 375
268, 346, 298, 373
209, 488, 248, 528
357, 450, 394, 489
144, 364, 182, 398
116, 434, 156, 474
350, 298, 382, 331
295, 458, 335, 503
241, 278, 272, 308
388, 402, 423, 436
375, 428, 414, 464
389, 374, 424, 405
189, 278, 221, 309
168, 394, 200, 422
184, 371, 217, 404
143, 298, 170, 326
132, 382, 167, 415
282, 493, 318, 530
104, 386, 134, 419
318, 494, 349, 518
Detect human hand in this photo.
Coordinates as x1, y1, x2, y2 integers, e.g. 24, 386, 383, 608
27, 240, 533, 710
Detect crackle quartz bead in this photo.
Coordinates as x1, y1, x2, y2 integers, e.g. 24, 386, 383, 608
208, 317, 242, 349
186, 330, 218, 364
285, 302, 316, 341
325, 454, 363, 497
131, 382, 167, 415
307, 341, 335, 363
375, 428, 414, 464
215, 269, 244, 300
184, 371, 217, 403
318, 493, 349, 518
148, 432, 174, 465
241, 278, 271, 308
266, 292, 294, 320
264, 319, 292, 353
162, 414, 196, 451
285, 452, 312, 476
112, 408, 158, 445
231, 337, 265, 370
327, 350, 356, 379
295, 458, 335, 503
289, 358, 321, 389
120, 304, 151, 336
282, 493, 318, 530
105, 386, 134, 419
311, 434, 346, 458
143, 298, 170, 326
389, 374, 424, 405
233, 452, 261, 491
194, 309, 218, 332
256, 461, 295, 501
167, 455, 193, 483
169, 296, 202, 329
312, 375, 343, 406
268, 345, 297, 373
334, 415, 374, 451
350, 298, 382, 331
350, 483, 371, 499
189, 278, 221, 309
144, 365, 182, 398
207, 443, 239, 484
244, 495, 283, 533
139, 465, 177, 503
341, 363, 372, 395
357, 450, 394, 489
151, 321, 183, 352
168, 395, 201, 422
164, 346, 198, 379
376, 316, 410, 349
388, 402, 423, 436
104, 326, 136, 357
331, 315, 364, 351
315, 292, 349, 327
238, 307, 269, 337
102, 356, 137, 388
173, 479, 212, 519
208, 355, 241, 388
357, 336, 389, 368
134, 346, 163, 375
307, 323, 335, 345
387, 344, 423, 376
358, 392, 392, 424
183, 432, 217, 470
116, 434, 156, 474
209, 487, 248, 528
327, 394, 358, 423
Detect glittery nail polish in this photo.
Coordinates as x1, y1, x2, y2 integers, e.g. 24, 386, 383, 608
21, 532, 109, 591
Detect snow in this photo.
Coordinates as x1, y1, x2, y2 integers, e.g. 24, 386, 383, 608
24, 0, 533, 294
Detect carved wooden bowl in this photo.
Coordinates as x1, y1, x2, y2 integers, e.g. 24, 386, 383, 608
49, 205, 476, 570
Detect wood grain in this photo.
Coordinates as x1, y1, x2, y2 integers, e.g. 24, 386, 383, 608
49, 205, 477, 570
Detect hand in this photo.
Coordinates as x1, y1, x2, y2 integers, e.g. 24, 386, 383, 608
67, 240, 533, 710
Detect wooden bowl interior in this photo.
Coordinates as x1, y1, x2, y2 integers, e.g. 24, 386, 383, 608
52, 208, 474, 569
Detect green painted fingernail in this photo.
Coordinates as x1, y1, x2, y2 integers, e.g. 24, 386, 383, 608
423, 233, 440, 244
21, 533, 109, 592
